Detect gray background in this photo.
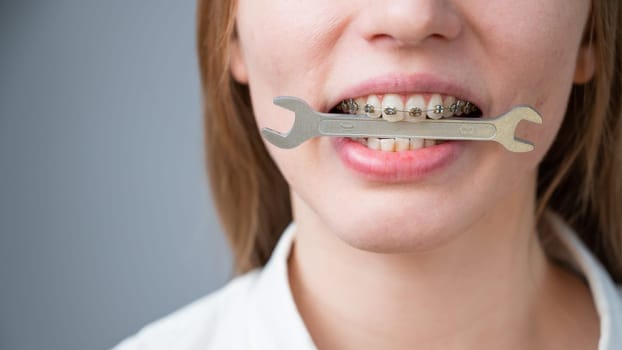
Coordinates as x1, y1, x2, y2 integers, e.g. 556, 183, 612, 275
0, 1, 233, 349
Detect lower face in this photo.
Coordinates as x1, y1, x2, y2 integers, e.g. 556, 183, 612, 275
231, 0, 591, 252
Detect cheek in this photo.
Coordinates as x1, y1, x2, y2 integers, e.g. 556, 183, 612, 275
235, 1, 353, 161
235, 0, 347, 99
479, 3, 585, 94
471, 1, 588, 163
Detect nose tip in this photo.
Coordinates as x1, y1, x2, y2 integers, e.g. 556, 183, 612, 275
359, 1, 462, 48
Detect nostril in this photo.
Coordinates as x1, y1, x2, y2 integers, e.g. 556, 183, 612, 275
359, 2, 463, 49
371, 34, 392, 41
369, 31, 453, 50
369, 33, 400, 47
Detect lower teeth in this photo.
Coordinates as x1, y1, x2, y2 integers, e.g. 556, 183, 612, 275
352, 137, 445, 151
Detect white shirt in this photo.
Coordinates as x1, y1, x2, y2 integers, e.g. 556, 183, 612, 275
113, 214, 622, 349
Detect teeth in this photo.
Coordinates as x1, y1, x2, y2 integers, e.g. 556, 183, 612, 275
380, 138, 396, 151
424, 139, 437, 148
338, 93, 479, 121
339, 92, 478, 152
381, 94, 404, 122
442, 96, 456, 118
426, 94, 444, 120
361, 137, 440, 151
405, 95, 426, 122
340, 99, 357, 114
409, 138, 424, 150
463, 102, 477, 114
365, 95, 382, 118
455, 100, 464, 116
367, 137, 380, 150
354, 98, 366, 114
352, 137, 367, 145
395, 137, 410, 151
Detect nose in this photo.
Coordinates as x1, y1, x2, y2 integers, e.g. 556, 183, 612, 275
356, 0, 462, 48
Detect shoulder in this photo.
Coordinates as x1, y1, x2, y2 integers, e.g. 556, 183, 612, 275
111, 270, 261, 350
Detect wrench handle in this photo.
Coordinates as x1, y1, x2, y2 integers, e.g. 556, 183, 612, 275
318, 118, 497, 141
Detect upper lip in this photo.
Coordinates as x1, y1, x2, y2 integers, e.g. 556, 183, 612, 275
326, 72, 487, 115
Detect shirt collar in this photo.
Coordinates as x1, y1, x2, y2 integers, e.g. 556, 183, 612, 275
546, 212, 622, 350
248, 224, 315, 349
250, 217, 622, 349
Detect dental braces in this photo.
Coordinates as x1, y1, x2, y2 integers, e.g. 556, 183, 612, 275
338, 98, 480, 117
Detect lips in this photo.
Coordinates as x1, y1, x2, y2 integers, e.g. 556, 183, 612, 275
333, 137, 464, 182
323, 73, 483, 181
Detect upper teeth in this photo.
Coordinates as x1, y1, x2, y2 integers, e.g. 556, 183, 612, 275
339, 93, 479, 121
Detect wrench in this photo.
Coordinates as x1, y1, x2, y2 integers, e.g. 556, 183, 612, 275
261, 96, 543, 153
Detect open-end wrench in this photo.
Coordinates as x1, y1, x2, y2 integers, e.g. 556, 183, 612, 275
261, 96, 543, 152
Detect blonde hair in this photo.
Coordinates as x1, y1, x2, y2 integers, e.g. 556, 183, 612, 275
197, 0, 622, 281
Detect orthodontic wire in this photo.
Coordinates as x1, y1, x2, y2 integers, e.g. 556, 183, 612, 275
338, 98, 479, 116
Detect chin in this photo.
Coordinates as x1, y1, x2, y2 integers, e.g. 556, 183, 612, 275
323, 202, 467, 254
333, 219, 459, 254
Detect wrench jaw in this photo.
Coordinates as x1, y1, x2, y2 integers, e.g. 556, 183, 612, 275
492, 106, 543, 153
498, 137, 536, 153
272, 96, 312, 113
261, 96, 322, 149
513, 105, 544, 125
260, 127, 306, 149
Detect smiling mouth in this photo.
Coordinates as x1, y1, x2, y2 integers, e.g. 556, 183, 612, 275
330, 93, 482, 152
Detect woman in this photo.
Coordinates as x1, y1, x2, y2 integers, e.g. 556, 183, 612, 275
115, 0, 622, 349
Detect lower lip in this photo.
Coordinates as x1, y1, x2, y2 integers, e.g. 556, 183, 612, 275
333, 137, 464, 182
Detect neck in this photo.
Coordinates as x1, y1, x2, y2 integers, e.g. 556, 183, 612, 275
288, 181, 562, 350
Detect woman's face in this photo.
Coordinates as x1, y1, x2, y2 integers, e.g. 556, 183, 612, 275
230, 0, 593, 251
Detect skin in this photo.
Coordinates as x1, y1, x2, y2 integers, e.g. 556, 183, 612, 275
230, 0, 599, 349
